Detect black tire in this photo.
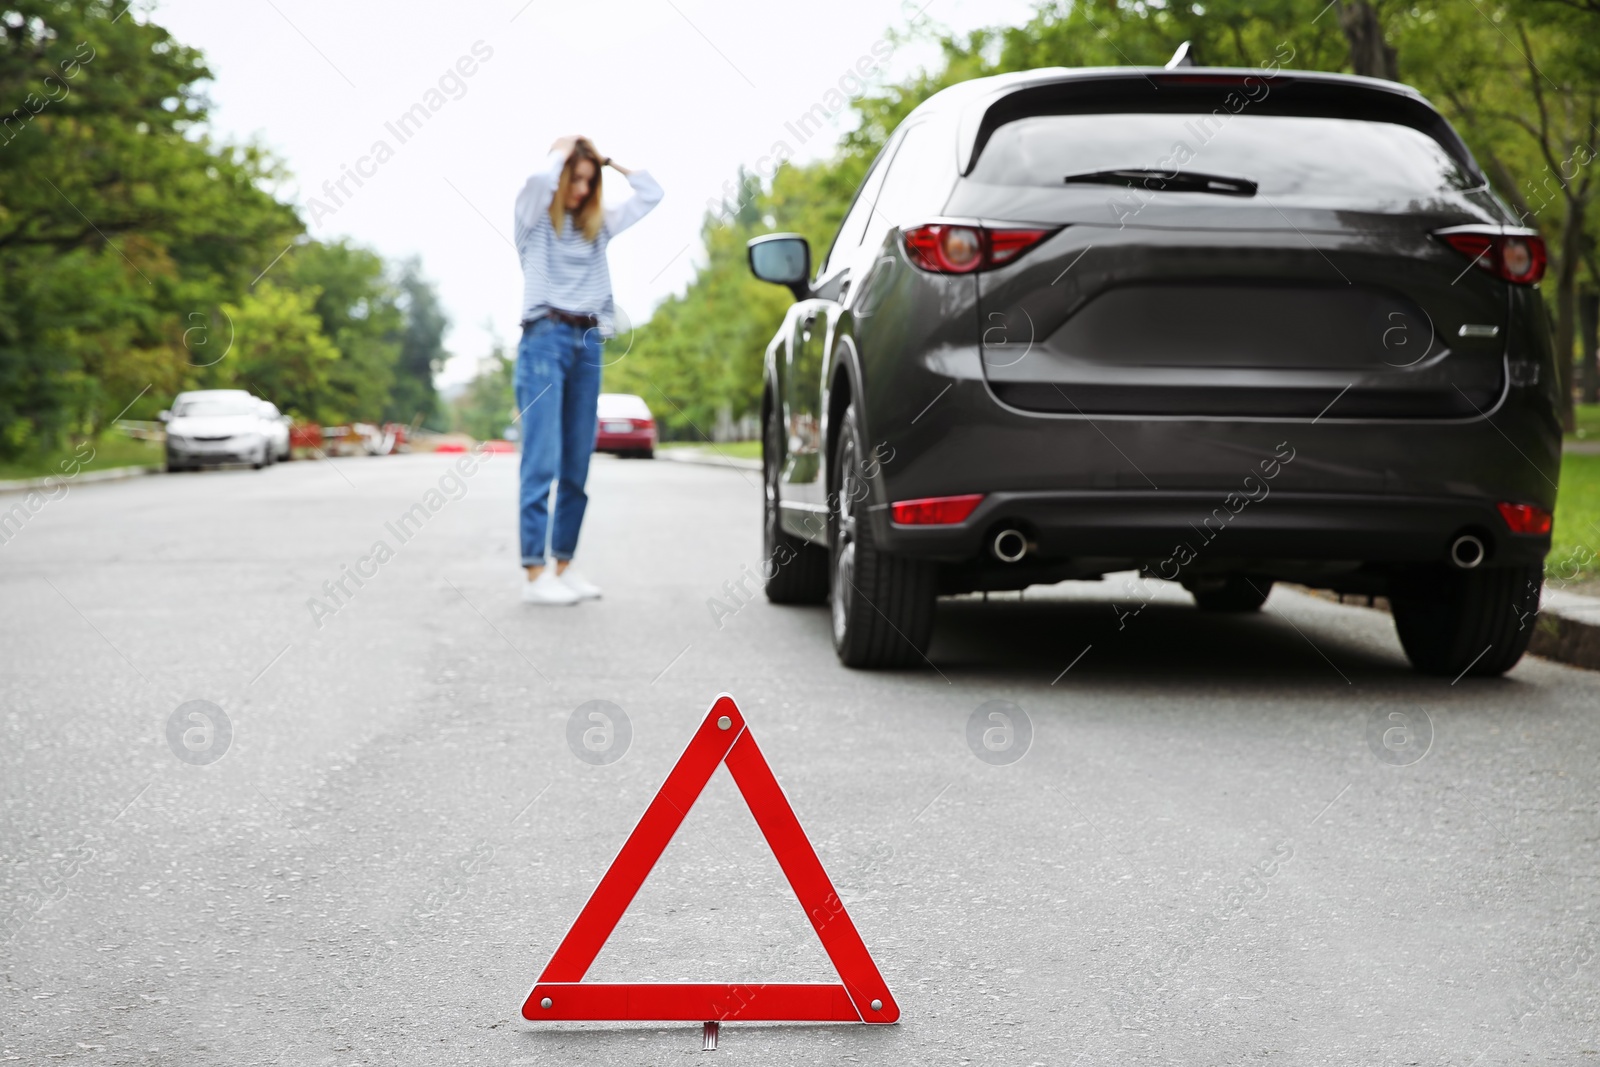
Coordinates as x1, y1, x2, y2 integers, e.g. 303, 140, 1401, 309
165, 453, 187, 473
1190, 575, 1272, 612
761, 406, 828, 604
1389, 564, 1542, 678
829, 403, 937, 668
640, 448, 654, 460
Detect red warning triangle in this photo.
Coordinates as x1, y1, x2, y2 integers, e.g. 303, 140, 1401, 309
521, 694, 899, 1024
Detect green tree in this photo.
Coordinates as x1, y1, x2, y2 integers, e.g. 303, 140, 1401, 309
450, 340, 514, 441
221, 283, 339, 421
280, 239, 403, 423
0, 0, 301, 456
389, 259, 447, 429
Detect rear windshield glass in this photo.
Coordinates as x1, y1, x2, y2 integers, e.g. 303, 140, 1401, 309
970, 113, 1480, 201
597, 394, 650, 418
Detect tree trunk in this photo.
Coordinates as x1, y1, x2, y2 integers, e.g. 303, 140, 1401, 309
1337, 0, 1400, 81
1580, 288, 1599, 406
1554, 197, 1583, 433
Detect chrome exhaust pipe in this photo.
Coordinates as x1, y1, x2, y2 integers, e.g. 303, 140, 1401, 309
1449, 533, 1485, 570
992, 528, 1029, 563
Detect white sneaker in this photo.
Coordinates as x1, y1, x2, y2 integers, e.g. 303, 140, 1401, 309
522, 570, 580, 605
558, 568, 602, 600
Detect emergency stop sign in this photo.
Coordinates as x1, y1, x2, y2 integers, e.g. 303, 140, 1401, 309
521, 694, 899, 1024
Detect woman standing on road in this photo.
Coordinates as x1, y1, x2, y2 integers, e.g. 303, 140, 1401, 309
513, 135, 662, 605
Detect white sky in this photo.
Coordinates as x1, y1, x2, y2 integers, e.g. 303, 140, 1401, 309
150, 0, 1035, 388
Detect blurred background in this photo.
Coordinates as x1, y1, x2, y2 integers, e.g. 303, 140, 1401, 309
1, 0, 1596, 570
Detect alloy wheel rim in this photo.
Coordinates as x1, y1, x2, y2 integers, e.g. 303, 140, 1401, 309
832, 541, 854, 642
831, 435, 858, 645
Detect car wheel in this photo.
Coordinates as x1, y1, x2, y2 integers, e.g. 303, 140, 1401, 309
761, 407, 827, 604
829, 403, 937, 668
1190, 575, 1272, 612
251, 446, 267, 470
1389, 564, 1542, 678
165, 456, 186, 473
640, 448, 654, 460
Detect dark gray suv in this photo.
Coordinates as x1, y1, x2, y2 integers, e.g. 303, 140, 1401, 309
748, 66, 1560, 677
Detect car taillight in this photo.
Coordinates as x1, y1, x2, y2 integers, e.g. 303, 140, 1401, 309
1497, 501, 1552, 535
903, 225, 1055, 274
632, 418, 654, 431
1438, 230, 1548, 284
890, 494, 985, 525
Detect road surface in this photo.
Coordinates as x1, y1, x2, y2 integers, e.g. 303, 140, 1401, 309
3, 452, 1597, 1065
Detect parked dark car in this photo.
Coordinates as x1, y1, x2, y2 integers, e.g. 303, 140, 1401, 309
747, 65, 1560, 676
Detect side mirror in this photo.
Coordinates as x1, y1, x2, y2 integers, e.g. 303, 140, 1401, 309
158, 410, 170, 422
748, 233, 810, 301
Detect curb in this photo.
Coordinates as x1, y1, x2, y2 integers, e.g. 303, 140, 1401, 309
1291, 583, 1600, 672
655, 449, 762, 472
1529, 611, 1600, 669
1529, 588, 1600, 670
0, 465, 160, 495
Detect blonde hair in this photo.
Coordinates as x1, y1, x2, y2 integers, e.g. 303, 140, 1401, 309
550, 138, 604, 242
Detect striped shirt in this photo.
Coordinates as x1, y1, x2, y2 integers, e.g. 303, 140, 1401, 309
514, 150, 663, 337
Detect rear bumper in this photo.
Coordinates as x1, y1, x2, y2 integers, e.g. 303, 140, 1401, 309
871, 490, 1550, 570
595, 431, 654, 452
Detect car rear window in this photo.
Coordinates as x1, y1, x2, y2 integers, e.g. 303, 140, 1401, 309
597, 393, 650, 419
969, 113, 1480, 201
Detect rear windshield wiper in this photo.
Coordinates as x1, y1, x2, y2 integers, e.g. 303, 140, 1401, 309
1063, 168, 1258, 197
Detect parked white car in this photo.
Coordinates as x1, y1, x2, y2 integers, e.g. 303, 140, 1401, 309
161, 390, 277, 471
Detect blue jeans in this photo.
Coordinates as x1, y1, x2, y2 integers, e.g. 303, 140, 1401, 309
515, 317, 603, 565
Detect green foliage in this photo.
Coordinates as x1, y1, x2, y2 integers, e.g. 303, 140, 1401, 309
221, 282, 340, 422
278, 240, 402, 423
390, 259, 449, 429
1550, 453, 1600, 582
0, 2, 442, 458
0, 1, 301, 454
0, 430, 162, 481
1573, 403, 1600, 440
449, 340, 514, 441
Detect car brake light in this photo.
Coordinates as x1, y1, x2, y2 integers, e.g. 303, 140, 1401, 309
903, 225, 1055, 274
1496, 501, 1552, 535
890, 494, 985, 525
989, 228, 1054, 265
1438, 230, 1548, 284
632, 418, 654, 430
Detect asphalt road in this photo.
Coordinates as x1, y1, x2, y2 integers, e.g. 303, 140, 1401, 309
3, 452, 1597, 1066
